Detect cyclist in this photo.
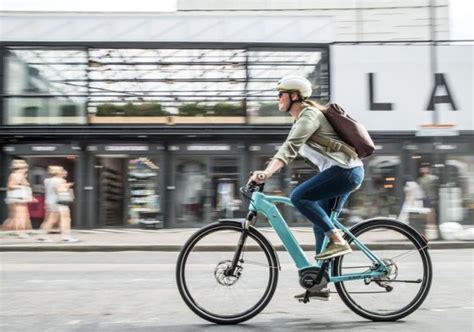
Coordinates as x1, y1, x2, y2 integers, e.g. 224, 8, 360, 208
249, 76, 364, 300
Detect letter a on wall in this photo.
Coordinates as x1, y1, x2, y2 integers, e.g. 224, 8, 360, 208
426, 73, 458, 111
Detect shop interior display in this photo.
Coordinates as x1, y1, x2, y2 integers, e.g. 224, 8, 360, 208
128, 158, 162, 228
98, 164, 124, 226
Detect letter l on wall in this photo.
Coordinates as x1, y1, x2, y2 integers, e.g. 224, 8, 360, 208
368, 73, 393, 111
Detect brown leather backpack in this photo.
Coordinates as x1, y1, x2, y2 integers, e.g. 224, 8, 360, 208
313, 103, 375, 159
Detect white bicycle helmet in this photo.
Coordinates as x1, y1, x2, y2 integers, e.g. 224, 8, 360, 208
276, 76, 312, 99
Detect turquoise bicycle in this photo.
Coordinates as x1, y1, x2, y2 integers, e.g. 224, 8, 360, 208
176, 181, 432, 324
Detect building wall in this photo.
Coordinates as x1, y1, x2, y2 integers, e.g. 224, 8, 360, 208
178, 0, 450, 41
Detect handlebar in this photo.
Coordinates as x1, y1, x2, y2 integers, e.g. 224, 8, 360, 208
239, 172, 265, 200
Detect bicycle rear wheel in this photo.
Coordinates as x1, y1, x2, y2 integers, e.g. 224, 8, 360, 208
333, 219, 432, 321
176, 221, 279, 324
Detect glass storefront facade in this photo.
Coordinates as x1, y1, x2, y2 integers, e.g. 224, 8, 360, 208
1, 43, 472, 238
3, 46, 328, 125
169, 144, 247, 227
1, 140, 474, 233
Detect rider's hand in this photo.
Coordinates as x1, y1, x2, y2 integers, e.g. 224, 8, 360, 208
248, 171, 269, 184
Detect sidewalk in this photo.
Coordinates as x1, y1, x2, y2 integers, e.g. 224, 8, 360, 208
1, 227, 473, 252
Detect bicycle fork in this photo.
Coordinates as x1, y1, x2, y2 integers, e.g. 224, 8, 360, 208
226, 211, 256, 276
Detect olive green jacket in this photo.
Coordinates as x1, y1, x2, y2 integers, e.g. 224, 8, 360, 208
272, 107, 358, 166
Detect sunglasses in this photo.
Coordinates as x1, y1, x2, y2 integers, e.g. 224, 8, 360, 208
278, 91, 287, 99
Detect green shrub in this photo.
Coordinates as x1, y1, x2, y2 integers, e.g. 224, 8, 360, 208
178, 103, 208, 116
257, 103, 279, 116
178, 102, 245, 116
60, 104, 79, 117
96, 103, 124, 116
212, 102, 245, 116
23, 106, 40, 117
126, 102, 167, 116
96, 103, 166, 116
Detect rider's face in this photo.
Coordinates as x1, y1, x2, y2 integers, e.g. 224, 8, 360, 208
278, 91, 289, 112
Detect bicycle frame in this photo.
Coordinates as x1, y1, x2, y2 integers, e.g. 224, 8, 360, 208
249, 191, 388, 283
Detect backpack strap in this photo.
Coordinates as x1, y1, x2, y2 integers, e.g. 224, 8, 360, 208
312, 135, 358, 159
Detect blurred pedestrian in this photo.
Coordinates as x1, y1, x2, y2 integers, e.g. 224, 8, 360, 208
417, 166, 439, 236
38, 166, 79, 243
398, 175, 424, 223
2, 159, 33, 238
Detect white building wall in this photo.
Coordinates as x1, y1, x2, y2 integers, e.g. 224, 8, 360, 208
0, 13, 335, 43
330, 45, 473, 131
178, 0, 450, 41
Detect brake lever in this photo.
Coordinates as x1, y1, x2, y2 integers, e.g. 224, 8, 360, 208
240, 179, 265, 202
240, 185, 254, 201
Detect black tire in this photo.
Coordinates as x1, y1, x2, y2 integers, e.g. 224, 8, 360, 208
333, 218, 432, 321
176, 221, 279, 324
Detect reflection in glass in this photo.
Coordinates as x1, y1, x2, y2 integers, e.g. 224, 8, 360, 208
365, 156, 402, 219
5, 48, 87, 124
443, 156, 474, 226
175, 159, 207, 223
247, 49, 328, 124
211, 158, 240, 219
128, 158, 161, 227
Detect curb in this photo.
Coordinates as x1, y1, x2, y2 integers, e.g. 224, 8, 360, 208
1, 241, 473, 252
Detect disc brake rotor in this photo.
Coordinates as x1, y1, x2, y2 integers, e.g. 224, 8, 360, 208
214, 260, 242, 286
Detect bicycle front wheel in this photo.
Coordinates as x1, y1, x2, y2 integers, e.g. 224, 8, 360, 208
176, 221, 279, 324
333, 218, 432, 321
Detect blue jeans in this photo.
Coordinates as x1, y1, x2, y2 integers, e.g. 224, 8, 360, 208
290, 166, 364, 254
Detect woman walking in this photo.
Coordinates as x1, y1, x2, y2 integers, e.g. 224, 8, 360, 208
2, 159, 33, 238
39, 166, 79, 243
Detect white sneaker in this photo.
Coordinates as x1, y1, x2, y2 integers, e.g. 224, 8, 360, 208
61, 238, 80, 243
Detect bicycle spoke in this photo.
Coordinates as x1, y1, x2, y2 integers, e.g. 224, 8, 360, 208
388, 245, 429, 262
